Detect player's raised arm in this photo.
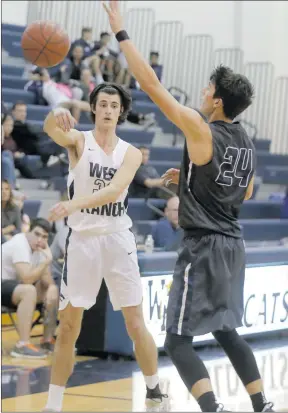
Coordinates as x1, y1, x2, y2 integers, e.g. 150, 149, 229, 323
48, 145, 143, 221
102, 0, 213, 166
43, 108, 83, 148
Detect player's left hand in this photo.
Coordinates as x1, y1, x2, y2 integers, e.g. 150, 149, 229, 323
48, 201, 76, 222
102, 0, 123, 34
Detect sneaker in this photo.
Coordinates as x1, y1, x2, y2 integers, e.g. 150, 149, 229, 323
40, 338, 55, 353
10, 343, 47, 359
262, 403, 275, 412
146, 383, 168, 410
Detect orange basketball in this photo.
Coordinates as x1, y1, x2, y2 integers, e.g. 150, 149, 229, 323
21, 21, 70, 68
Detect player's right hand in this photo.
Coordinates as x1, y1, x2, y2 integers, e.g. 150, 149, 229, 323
52, 108, 77, 132
161, 168, 180, 186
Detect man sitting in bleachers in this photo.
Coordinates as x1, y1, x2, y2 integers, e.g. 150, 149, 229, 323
130, 146, 169, 199
11, 101, 64, 166
152, 196, 183, 250
1, 218, 58, 359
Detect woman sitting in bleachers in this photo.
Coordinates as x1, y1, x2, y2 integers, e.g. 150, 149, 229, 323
1, 180, 22, 242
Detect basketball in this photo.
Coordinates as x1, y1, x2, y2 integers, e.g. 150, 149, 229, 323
21, 20, 70, 68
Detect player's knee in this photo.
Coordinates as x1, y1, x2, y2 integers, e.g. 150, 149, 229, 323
164, 332, 174, 356
58, 313, 80, 342
125, 315, 145, 342
164, 333, 190, 357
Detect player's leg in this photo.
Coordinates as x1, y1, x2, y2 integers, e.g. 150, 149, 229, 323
44, 303, 84, 412
121, 304, 160, 383
211, 237, 274, 412
213, 329, 274, 412
45, 231, 103, 412
164, 241, 221, 412
104, 230, 166, 403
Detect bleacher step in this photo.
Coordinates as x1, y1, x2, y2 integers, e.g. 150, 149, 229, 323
24, 189, 60, 201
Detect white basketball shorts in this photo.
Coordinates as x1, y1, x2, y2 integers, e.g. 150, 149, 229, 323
59, 228, 142, 311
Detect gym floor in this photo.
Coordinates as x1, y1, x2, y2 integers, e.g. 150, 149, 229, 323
2, 326, 288, 412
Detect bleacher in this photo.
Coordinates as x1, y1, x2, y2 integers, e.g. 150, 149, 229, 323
2, 22, 288, 246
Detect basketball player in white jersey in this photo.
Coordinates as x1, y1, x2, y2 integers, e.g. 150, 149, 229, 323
43, 83, 167, 412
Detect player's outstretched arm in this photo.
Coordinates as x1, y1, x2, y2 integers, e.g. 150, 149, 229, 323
43, 108, 83, 148
102, 0, 213, 166
48, 145, 143, 221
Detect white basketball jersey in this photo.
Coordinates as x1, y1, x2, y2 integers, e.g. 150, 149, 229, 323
67, 131, 133, 235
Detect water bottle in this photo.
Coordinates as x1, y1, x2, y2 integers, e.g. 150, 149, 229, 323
144, 234, 154, 253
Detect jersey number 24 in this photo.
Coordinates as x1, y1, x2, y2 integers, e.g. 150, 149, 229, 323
215, 147, 253, 187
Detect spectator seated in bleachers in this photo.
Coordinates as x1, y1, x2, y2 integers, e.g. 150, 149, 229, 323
2, 113, 36, 180
129, 146, 171, 199
2, 180, 22, 242
1, 218, 58, 359
151, 196, 183, 251
2, 122, 16, 188
25, 67, 91, 123
78, 68, 97, 101
69, 27, 97, 60
62, 45, 88, 83
130, 51, 163, 90
11, 101, 64, 166
150, 51, 163, 82
91, 32, 119, 83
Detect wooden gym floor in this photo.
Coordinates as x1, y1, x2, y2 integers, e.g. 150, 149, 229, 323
2, 321, 288, 412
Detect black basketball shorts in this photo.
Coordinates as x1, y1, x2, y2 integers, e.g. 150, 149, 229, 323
166, 233, 246, 337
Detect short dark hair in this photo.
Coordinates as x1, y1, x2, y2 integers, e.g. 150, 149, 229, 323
12, 101, 26, 111
30, 218, 51, 234
150, 51, 159, 58
100, 31, 110, 38
210, 65, 254, 119
89, 83, 132, 125
82, 27, 92, 35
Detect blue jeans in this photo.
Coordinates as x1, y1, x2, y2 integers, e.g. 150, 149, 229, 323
1, 150, 16, 188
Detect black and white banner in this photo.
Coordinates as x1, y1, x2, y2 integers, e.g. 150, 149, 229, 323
142, 265, 288, 348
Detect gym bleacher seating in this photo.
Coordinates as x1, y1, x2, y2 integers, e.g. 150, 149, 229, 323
2, 22, 288, 247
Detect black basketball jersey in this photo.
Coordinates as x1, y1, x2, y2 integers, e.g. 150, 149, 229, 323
178, 118, 256, 238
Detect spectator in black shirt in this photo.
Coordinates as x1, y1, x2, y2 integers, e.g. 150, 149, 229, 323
130, 146, 164, 198
11, 101, 64, 165
63, 45, 88, 82
69, 27, 96, 59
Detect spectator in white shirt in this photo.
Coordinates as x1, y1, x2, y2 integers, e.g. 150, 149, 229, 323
2, 218, 58, 359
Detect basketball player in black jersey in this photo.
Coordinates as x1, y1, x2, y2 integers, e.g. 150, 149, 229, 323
102, 1, 275, 412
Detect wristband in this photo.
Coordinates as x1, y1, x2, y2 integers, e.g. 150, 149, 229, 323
116, 30, 130, 42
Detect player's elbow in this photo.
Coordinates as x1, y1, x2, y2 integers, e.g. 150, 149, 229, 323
244, 187, 253, 200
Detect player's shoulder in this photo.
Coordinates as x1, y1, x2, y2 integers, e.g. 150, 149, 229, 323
123, 142, 143, 164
